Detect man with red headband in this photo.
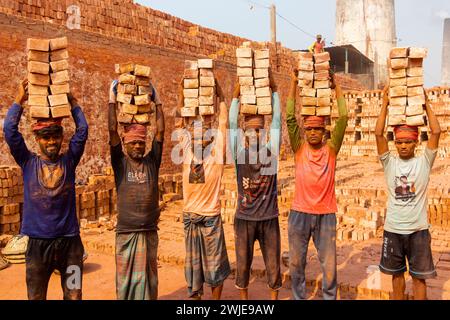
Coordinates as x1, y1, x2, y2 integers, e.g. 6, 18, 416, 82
286, 69, 348, 300
229, 69, 281, 300
108, 79, 165, 300
3, 79, 88, 300
375, 86, 441, 300
175, 80, 231, 300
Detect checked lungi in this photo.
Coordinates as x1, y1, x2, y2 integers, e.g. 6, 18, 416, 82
115, 231, 158, 300
183, 212, 231, 297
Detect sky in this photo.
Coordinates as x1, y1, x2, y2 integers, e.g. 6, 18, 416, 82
136, 0, 450, 87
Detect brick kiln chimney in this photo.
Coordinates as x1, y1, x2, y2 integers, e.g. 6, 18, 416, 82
335, 0, 397, 87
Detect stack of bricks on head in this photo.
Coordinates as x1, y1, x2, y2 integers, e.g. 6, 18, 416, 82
388, 47, 428, 127
298, 51, 333, 117
236, 42, 272, 116
115, 63, 155, 125
27, 37, 71, 119
181, 58, 216, 125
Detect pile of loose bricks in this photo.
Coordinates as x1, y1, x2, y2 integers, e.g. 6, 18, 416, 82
27, 37, 71, 119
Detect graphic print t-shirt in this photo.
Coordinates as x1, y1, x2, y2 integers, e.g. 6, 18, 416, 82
380, 148, 437, 235
111, 139, 163, 233
235, 148, 279, 221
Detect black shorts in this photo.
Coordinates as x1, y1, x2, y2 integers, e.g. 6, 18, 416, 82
26, 235, 84, 300
234, 217, 281, 290
379, 230, 437, 280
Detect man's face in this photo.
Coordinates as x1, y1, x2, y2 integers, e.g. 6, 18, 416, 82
245, 128, 264, 150
35, 132, 63, 161
317, 37, 322, 42
305, 127, 325, 146
125, 140, 146, 160
395, 139, 417, 160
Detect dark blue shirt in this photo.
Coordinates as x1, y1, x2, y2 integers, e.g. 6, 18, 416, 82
3, 103, 88, 238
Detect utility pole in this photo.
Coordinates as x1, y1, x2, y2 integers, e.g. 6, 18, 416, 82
270, 4, 276, 45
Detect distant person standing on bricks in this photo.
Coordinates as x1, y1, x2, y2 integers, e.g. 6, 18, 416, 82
308, 34, 326, 54
229, 69, 282, 300
375, 85, 441, 300
286, 69, 348, 300
176, 80, 231, 300
3, 79, 88, 300
108, 80, 165, 300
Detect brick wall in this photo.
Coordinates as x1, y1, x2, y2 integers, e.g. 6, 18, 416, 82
0, 1, 364, 180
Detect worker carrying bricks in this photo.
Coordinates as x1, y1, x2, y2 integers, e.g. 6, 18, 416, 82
108, 78, 165, 300
286, 69, 348, 300
375, 85, 441, 300
308, 34, 326, 54
229, 69, 282, 300
175, 79, 231, 300
3, 79, 89, 300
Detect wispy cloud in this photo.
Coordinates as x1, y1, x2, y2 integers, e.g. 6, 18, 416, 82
435, 10, 450, 20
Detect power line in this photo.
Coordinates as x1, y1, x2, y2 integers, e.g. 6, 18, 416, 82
240, 1, 319, 44
275, 12, 316, 40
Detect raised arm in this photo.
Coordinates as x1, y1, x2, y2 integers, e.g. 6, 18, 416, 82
176, 78, 184, 119
424, 90, 441, 150
108, 80, 121, 147
67, 93, 89, 166
229, 80, 240, 161
375, 84, 389, 156
151, 83, 165, 142
286, 69, 303, 153
268, 68, 281, 154
215, 80, 228, 158
329, 74, 348, 154
3, 79, 31, 167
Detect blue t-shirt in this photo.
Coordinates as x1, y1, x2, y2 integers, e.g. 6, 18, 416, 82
3, 103, 89, 238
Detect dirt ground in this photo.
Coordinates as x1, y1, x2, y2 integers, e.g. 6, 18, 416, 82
0, 252, 295, 300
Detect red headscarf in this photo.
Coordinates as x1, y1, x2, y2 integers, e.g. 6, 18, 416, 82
32, 119, 63, 132
123, 124, 147, 144
303, 116, 326, 129
394, 125, 419, 141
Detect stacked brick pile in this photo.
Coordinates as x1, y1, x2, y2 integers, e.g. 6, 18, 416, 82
27, 37, 71, 119
0, 166, 23, 234
236, 43, 272, 115
220, 167, 237, 224
388, 47, 428, 126
335, 87, 450, 159
181, 59, 215, 119
158, 173, 183, 203
298, 51, 332, 116
115, 63, 155, 125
